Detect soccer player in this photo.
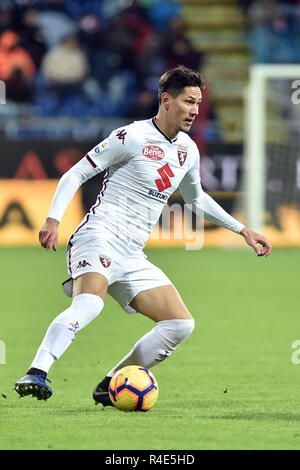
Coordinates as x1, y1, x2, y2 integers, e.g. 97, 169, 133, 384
14, 66, 272, 403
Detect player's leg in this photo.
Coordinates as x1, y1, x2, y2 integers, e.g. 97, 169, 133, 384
129, 284, 193, 321
105, 285, 195, 375
72, 272, 109, 298
28, 272, 108, 371
15, 272, 108, 400
93, 282, 195, 405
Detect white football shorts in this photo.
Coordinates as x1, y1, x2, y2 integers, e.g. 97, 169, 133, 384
62, 232, 172, 314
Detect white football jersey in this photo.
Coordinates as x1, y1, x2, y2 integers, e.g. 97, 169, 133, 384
48, 118, 244, 253
81, 118, 201, 252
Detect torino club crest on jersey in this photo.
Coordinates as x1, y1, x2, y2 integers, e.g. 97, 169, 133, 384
178, 146, 188, 166
99, 255, 111, 268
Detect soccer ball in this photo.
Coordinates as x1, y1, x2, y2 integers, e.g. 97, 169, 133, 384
109, 365, 159, 412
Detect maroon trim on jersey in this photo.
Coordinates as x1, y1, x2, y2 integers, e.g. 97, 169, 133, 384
86, 154, 97, 168
67, 244, 72, 275
151, 117, 178, 144
91, 168, 109, 214
73, 214, 91, 237
67, 168, 110, 242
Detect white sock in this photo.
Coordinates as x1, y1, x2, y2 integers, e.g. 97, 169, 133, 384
107, 318, 195, 377
30, 293, 104, 373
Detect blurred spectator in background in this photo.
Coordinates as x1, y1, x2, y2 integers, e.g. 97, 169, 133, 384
127, 87, 158, 118
102, 0, 154, 73
247, 0, 300, 63
102, 13, 135, 71
0, 29, 36, 102
23, 6, 77, 50
0, 5, 17, 35
133, 13, 203, 107
163, 35, 203, 71
121, 0, 154, 56
18, 9, 47, 69
160, 15, 186, 46
77, 12, 121, 89
161, 16, 204, 72
41, 34, 89, 93
134, 32, 166, 84
147, 0, 181, 32
64, 0, 105, 21
0, 0, 207, 123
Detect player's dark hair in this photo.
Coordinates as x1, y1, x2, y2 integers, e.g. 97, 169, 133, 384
158, 65, 204, 103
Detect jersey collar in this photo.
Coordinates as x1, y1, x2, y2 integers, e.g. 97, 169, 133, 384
151, 117, 178, 144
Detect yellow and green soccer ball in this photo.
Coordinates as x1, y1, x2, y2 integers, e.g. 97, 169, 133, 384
109, 365, 159, 412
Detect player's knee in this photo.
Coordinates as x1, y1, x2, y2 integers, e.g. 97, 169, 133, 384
156, 318, 195, 349
172, 318, 195, 344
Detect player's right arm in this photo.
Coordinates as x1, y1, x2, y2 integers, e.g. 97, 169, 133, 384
178, 142, 272, 257
39, 155, 101, 251
39, 127, 133, 251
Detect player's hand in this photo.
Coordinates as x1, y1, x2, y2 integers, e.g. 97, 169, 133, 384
240, 226, 272, 257
39, 217, 59, 251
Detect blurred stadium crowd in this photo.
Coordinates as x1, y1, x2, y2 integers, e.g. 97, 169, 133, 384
0, 0, 299, 140
242, 0, 300, 64
0, 0, 203, 119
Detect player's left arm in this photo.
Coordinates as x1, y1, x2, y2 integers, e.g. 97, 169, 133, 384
179, 148, 272, 257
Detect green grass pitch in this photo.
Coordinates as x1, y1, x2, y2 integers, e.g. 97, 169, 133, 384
1, 246, 300, 450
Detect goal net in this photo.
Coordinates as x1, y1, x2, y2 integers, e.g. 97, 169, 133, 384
244, 64, 300, 246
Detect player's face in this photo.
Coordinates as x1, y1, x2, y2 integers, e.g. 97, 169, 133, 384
169, 86, 202, 132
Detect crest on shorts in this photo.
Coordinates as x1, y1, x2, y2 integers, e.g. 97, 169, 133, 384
178, 146, 188, 166
99, 255, 111, 268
